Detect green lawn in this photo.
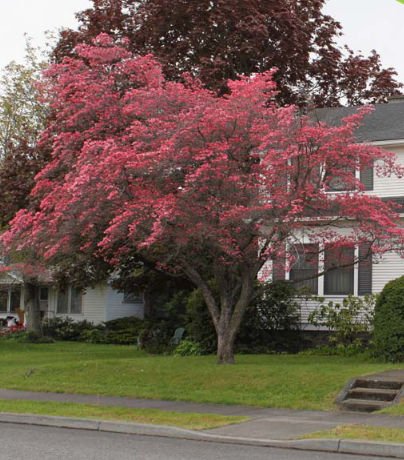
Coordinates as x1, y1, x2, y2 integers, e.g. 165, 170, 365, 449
0, 399, 247, 430
0, 341, 401, 410
303, 425, 404, 444
379, 401, 404, 416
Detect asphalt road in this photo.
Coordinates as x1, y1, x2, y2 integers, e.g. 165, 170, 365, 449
0, 423, 391, 460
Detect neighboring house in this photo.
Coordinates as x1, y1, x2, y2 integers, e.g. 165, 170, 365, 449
268, 96, 404, 328
0, 273, 144, 324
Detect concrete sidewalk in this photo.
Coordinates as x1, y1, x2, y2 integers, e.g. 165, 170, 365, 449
1, 388, 404, 440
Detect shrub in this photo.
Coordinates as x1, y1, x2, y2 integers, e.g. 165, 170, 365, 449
184, 287, 217, 354
104, 316, 144, 333
374, 276, 404, 362
300, 343, 371, 358
308, 295, 375, 346
236, 281, 303, 353
42, 317, 100, 341
104, 329, 139, 345
79, 329, 106, 344
182, 280, 304, 355
139, 320, 175, 354
174, 340, 203, 356
20, 331, 55, 344
255, 281, 301, 332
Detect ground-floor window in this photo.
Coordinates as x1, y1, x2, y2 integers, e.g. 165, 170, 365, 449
0, 287, 21, 313
57, 287, 83, 314
324, 246, 355, 295
123, 290, 142, 303
278, 243, 370, 297
289, 244, 319, 294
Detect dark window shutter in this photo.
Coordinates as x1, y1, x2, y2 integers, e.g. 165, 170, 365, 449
273, 246, 286, 282
360, 163, 374, 191
358, 243, 372, 295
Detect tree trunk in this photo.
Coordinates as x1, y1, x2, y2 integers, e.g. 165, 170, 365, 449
25, 283, 43, 336
143, 289, 154, 318
217, 329, 237, 365
216, 312, 238, 365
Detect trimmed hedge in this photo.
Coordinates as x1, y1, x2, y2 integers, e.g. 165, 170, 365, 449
374, 276, 404, 362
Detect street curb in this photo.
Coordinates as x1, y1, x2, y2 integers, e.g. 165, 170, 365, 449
1, 413, 404, 458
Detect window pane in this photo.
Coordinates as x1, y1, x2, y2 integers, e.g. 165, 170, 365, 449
0, 290, 7, 312
324, 247, 354, 295
290, 269, 318, 293
327, 165, 355, 191
70, 288, 83, 314
10, 289, 20, 313
289, 244, 319, 294
39, 287, 49, 301
123, 291, 142, 303
57, 290, 68, 314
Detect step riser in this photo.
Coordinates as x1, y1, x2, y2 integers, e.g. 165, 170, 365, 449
348, 390, 398, 402
354, 379, 403, 391
336, 373, 404, 412
341, 402, 388, 413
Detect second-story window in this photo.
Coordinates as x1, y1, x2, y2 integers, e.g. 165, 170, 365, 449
326, 164, 356, 192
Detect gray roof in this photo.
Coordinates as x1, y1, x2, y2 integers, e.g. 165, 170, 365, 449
312, 101, 404, 143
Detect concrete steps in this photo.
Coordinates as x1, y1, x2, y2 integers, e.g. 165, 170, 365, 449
336, 376, 404, 413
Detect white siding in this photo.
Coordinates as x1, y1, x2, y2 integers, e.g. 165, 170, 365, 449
53, 285, 107, 324
369, 145, 404, 198
299, 296, 348, 330
105, 286, 144, 321
373, 251, 404, 293
82, 286, 107, 324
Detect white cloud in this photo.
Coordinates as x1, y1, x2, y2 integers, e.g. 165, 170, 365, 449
324, 0, 404, 84
0, 0, 92, 69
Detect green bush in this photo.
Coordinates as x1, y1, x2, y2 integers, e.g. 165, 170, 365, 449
300, 343, 371, 358
179, 280, 304, 355
79, 329, 106, 344
174, 340, 203, 356
374, 276, 404, 362
184, 286, 217, 354
20, 331, 55, 344
104, 329, 139, 345
308, 295, 375, 346
104, 316, 145, 333
42, 317, 100, 341
255, 281, 301, 331
139, 320, 176, 354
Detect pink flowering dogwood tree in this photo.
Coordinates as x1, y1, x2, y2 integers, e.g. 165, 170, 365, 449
3, 35, 404, 364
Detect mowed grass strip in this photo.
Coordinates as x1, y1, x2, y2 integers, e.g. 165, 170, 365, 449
0, 341, 402, 410
378, 400, 404, 416
303, 425, 404, 444
0, 399, 248, 430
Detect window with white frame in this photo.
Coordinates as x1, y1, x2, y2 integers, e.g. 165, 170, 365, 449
326, 165, 356, 192
39, 287, 49, 301
280, 243, 370, 297
0, 287, 21, 313
57, 287, 83, 314
323, 246, 355, 296
289, 244, 319, 294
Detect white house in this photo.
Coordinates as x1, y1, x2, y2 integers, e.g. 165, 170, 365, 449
269, 97, 404, 327
0, 274, 144, 325
3, 99, 404, 328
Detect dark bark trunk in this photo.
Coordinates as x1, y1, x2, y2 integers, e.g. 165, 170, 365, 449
25, 283, 43, 336
183, 263, 254, 365
216, 326, 237, 365
143, 288, 154, 318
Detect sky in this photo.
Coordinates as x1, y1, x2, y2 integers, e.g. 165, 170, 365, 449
0, 0, 404, 83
